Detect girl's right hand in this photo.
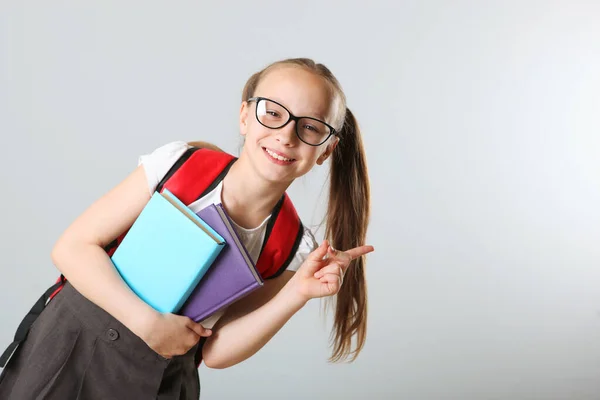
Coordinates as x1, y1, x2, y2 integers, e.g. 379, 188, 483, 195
134, 312, 213, 359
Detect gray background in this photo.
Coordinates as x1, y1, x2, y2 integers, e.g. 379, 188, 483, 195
1, 1, 600, 399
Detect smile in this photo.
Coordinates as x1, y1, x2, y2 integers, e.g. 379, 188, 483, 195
263, 147, 296, 164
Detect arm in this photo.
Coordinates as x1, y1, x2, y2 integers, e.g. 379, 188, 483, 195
51, 166, 158, 331
202, 240, 375, 369
201, 270, 305, 369
50, 165, 210, 357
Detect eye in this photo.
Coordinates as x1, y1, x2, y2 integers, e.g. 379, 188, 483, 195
267, 110, 281, 118
303, 124, 318, 132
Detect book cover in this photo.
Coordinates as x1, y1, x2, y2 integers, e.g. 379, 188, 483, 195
179, 203, 264, 322
111, 189, 225, 313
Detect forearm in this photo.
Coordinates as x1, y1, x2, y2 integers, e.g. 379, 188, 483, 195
202, 282, 307, 369
51, 241, 158, 335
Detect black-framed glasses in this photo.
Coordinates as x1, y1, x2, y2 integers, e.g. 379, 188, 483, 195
247, 97, 336, 146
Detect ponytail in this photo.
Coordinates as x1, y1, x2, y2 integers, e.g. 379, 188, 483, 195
325, 107, 370, 362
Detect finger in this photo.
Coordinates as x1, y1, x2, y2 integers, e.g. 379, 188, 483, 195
314, 263, 344, 279
186, 319, 212, 337
327, 244, 349, 259
320, 272, 343, 286
319, 275, 341, 294
302, 241, 330, 274
329, 247, 352, 267
308, 240, 330, 262
314, 263, 341, 278
197, 328, 213, 337
344, 245, 375, 261
327, 266, 344, 282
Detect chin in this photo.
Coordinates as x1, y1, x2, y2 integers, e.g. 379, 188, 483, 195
256, 150, 301, 184
257, 163, 297, 185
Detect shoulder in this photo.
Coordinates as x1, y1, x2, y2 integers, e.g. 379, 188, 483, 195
285, 225, 318, 272
138, 141, 192, 194
138, 140, 191, 167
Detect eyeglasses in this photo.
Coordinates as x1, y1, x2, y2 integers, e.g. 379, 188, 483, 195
247, 97, 336, 146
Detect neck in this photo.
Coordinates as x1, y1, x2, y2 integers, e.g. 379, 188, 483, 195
220, 155, 292, 229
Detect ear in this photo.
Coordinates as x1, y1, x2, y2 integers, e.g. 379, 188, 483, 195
239, 101, 250, 136
316, 136, 339, 165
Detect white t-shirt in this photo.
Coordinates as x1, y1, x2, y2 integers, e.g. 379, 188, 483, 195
138, 140, 318, 274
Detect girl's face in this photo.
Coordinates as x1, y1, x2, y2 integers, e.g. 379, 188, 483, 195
239, 66, 339, 185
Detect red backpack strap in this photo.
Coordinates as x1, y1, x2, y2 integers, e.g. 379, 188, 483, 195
257, 193, 304, 279
49, 274, 67, 300
104, 146, 236, 256
156, 147, 236, 203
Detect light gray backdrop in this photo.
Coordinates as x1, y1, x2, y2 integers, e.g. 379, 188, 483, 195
1, 1, 600, 399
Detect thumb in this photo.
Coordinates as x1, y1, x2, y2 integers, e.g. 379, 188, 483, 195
186, 318, 212, 337
309, 240, 330, 261
303, 240, 329, 272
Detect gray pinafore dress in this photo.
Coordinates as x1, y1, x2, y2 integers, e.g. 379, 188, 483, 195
0, 281, 201, 399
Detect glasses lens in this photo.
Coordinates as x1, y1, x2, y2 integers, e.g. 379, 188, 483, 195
256, 99, 289, 128
297, 117, 332, 145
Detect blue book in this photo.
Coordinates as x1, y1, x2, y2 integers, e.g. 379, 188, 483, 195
111, 189, 225, 313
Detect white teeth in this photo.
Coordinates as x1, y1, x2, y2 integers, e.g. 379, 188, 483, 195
265, 148, 293, 162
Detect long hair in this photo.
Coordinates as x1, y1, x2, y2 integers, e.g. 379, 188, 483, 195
242, 58, 370, 362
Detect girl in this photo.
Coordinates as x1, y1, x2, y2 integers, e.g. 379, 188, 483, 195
0, 58, 374, 399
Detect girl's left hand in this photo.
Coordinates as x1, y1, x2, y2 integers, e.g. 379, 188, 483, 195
290, 240, 374, 302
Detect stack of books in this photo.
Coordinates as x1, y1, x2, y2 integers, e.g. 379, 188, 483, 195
110, 189, 263, 321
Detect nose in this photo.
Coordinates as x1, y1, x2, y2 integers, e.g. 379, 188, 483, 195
275, 119, 298, 147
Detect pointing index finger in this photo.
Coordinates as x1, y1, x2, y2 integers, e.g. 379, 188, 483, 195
345, 245, 374, 261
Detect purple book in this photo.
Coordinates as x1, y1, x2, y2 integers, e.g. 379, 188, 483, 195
178, 203, 264, 322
